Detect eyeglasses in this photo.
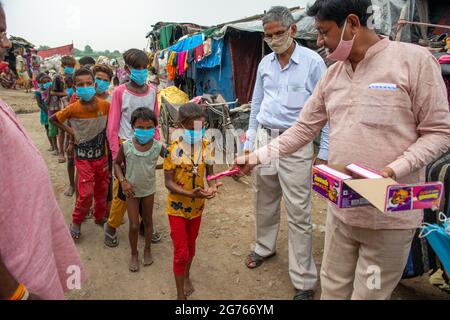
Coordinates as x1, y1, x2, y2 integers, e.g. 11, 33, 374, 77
264, 29, 289, 41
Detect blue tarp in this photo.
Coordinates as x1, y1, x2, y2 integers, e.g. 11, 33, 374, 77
168, 33, 204, 53
195, 39, 235, 104
196, 39, 223, 69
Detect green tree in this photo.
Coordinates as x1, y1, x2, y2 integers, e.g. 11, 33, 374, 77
38, 45, 50, 50
84, 45, 94, 54
73, 48, 83, 56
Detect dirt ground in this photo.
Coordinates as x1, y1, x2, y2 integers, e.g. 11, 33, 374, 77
2, 87, 448, 300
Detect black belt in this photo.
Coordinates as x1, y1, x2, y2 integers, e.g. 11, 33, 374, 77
261, 125, 287, 135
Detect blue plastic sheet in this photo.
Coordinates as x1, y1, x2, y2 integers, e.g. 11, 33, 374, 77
423, 224, 450, 274
168, 33, 204, 53
196, 39, 224, 69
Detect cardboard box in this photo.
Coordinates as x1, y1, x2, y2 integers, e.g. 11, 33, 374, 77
312, 163, 443, 213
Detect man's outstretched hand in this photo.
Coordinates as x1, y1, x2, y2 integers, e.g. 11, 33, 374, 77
232, 153, 259, 177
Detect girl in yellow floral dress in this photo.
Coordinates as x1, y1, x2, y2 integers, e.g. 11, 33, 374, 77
164, 103, 218, 300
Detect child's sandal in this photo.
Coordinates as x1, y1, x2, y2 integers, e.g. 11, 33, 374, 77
70, 224, 81, 240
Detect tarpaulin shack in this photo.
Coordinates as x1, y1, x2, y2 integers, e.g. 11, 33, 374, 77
9, 35, 35, 50
37, 43, 74, 60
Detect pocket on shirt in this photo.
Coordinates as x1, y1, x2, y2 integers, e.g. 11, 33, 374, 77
286, 87, 309, 109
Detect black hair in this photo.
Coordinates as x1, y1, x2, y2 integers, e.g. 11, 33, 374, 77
64, 75, 74, 86
113, 76, 120, 86
73, 68, 94, 85
79, 56, 96, 67
123, 49, 149, 68
52, 75, 65, 92
92, 64, 114, 81
306, 0, 372, 27
61, 55, 77, 68
36, 72, 51, 83
177, 103, 206, 126
130, 107, 158, 127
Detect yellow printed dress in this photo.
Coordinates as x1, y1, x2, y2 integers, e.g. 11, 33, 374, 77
163, 138, 215, 220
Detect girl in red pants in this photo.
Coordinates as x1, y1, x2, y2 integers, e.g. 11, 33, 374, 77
164, 103, 218, 300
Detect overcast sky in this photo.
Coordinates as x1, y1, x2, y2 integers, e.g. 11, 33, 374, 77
4, 0, 313, 52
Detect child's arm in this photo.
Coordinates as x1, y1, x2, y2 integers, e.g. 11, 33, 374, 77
164, 170, 206, 198
34, 94, 48, 114
114, 146, 134, 199
156, 145, 168, 170
107, 88, 123, 161
49, 113, 74, 138
203, 165, 218, 199
50, 91, 67, 97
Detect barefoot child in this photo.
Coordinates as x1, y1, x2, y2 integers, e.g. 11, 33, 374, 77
105, 48, 160, 247
164, 103, 218, 300
114, 108, 165, 272
50, 68, 110, 240
47, 74, 67, 163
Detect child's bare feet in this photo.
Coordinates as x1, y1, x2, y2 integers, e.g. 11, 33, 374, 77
184, 278, 195, 297
64, 186, 75, 197
143, 248, 153, 266
129, 253, 139, 272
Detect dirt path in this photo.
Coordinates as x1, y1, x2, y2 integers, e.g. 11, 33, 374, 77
2, 87, 448, 300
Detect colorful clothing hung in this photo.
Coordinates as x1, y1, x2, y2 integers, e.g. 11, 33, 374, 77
194, 44, 204, 62
203, 38, 212, 57
168, 51, 177, 81
177, 51, 188, 76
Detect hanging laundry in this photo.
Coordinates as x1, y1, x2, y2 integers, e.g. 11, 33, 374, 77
160, 24, 174, 50
197, 39, 223, 69
168, 51, 177, 81
186, 49, 196, 81
203, 38, 212, 57
177, 51, 188, 76
168, 33, 204, 53
194, 44, 204, 62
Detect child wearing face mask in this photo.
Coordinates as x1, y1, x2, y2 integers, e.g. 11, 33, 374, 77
49, 68, 110, 241
34, 72, 53, 151
105, 48, 160, 248
92, 64, 113, 102
163, 103, 218, 300
114, 108, 165, 272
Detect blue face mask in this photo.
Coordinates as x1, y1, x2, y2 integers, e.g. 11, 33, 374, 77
66, 88, 74, 96
130, 68, 148, 86
134, 128, 155, 145
43, 82, 53, 90
183, 128, 205, 144
95, 79, 110, 94
64, 67, 75, 75
76, 86, 96, 102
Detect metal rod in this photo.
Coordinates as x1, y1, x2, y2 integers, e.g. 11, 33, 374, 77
398, 19, 450, 30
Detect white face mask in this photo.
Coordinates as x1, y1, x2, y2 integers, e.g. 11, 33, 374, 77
264, 29, 294, 54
